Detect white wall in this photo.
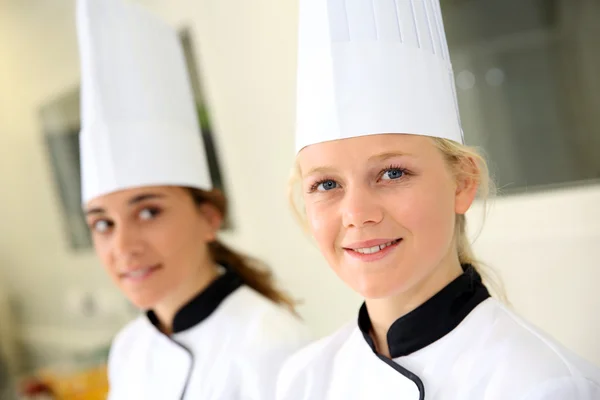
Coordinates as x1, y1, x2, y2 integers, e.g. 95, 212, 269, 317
0, 0, 598, 370
0, 1, 105, 325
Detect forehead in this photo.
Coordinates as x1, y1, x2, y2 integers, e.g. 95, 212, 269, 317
84, 185, 186, 211
297, 134, 436, 173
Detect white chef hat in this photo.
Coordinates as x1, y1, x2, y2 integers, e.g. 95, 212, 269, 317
77, 0, 212, 204
295, 0, 464, 153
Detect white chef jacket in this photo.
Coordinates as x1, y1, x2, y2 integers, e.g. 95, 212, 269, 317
107, 267, 311, 400
277, 266, 600, 400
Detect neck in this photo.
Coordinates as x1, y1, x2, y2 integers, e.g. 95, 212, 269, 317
366, 256, 463, 358
153, 261, 220, 335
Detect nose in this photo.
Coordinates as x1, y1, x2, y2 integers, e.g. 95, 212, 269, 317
341, 185, 384, 229
112, 224, 144, 261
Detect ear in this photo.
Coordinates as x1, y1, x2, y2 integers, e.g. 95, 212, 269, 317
455, 157, 480, 215
197, 203, 223, 241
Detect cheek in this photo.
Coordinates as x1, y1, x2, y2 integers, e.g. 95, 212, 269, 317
305, 200, 339, 252
389, 182, 456, 251
156, 215, 212, 274
92, 237, 120, 279
151, 220, 192, 260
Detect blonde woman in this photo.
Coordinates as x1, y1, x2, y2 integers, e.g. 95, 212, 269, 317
277, 1, 600, 399
76, 0, 309, 398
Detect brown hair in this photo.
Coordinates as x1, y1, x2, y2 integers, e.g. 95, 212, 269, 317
287, 137, 507, 302
187, 188, 297, 312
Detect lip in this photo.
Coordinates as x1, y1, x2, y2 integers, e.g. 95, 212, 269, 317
119, 264, 162, 282
343, 239, 402, 262
343, 238, 401, 250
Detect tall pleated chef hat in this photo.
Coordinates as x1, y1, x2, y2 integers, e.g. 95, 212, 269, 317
77, 0, 211, 204
295, 0, 464, 153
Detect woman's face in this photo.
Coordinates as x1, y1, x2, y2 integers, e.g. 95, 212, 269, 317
85, 186, 221, 309
298, 134, 477, 299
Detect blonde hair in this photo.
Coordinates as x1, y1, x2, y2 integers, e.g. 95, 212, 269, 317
431, 138, 507, 302
287, 137, 507, 302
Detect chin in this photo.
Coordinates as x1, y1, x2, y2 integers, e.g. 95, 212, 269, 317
127, 296, 158, 310
338, 263, 415, 300
121, 289, 165, 311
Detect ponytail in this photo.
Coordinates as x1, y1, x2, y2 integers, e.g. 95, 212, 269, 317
208, 240, 297, 312
188, 188, 297, 312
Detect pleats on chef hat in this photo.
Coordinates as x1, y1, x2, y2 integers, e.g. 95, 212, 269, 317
295, 0, 464, 153
77, 0, 212, 203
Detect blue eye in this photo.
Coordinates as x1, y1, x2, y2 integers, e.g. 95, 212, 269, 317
381, 168, 405, 180
317, 180, 338, 191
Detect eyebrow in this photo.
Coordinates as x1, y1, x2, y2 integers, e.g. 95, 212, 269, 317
367, 151, 414, 162
303, 151, 413, 177
304, 165, 337, 177
128, 193, 165, 205
85, 193, 166, 215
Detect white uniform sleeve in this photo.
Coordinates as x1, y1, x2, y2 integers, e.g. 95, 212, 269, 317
521, 377, 600, 400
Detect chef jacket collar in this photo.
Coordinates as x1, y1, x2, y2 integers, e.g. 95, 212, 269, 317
358, 264, 490, 358
147, 264, 243, 334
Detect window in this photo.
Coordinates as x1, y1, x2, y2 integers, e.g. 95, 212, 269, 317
443, 0, 600, 192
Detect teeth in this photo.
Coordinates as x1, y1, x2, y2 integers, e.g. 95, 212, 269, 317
127, 268, 150, 278
354, 240, 398, 254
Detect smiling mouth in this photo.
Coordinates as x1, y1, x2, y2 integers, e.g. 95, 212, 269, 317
120, 264, 161, 280
346, 239, 402, 255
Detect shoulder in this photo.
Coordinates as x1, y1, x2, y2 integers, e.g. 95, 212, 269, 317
282, 321, 356, 371
220, 288, 313, 399
220, 287, 312, 369
482, 300, 594, 373
520, 377, 600, 400
276, 322, 356, 397
226, 287, 312, 350
470, 299, 600, 394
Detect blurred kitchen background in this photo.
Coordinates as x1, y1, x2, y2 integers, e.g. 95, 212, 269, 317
0, 0, 599, 398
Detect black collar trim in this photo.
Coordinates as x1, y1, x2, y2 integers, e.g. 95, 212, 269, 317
146, 265, 243, 334
358, 264, 490, 358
